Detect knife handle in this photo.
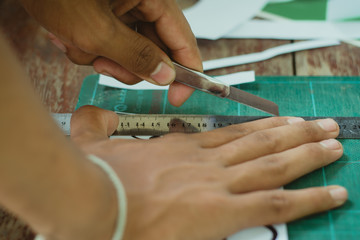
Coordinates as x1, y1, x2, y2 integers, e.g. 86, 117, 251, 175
173, 62, 230, 98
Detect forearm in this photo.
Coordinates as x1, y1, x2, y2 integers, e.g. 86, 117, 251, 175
0, 35, 116, 239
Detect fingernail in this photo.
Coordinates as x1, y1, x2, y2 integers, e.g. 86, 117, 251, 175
151, 62, 175, 85
287, 117, 305, 124
320, 139, 342, 150
317, 119, 338, 132
50, 38, 67, 53
329, 187, 348, 205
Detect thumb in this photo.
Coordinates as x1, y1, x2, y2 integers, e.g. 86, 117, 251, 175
70, 106, 119, 144
95, 21, 175, 86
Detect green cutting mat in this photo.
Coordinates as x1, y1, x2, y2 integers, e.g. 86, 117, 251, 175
76, 75, 360, 240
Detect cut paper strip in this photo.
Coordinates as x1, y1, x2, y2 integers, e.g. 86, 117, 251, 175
257, 11, 360, 47
203, 39, 340, 71
183, 0, 268, 40
99, 71, 255, 90
224, 20, 360, 40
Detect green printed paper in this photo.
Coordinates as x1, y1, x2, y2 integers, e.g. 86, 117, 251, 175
263, 0, 328, 20
263, 0, 360, 21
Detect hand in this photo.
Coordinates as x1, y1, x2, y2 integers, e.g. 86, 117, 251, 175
70, 106, 347, 240
20, 0, 202, 106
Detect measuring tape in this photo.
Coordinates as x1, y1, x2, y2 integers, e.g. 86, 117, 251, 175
52, 113, 360, 139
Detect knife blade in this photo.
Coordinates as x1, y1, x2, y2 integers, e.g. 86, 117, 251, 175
173, 62, 279, 116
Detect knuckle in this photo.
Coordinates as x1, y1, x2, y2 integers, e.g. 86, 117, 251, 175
271, 117, 289, 126
74, 22, 116, 54
66, 52, 93, 65
76, 105, 96, 114
307, 188, 328, 205
303, 143, 327, 163
132, 38, 158, 74
266, 191, 291, 216
305, 143, 322, 154
263, 157, 288, 175
137, 0, 165, 21
200, 193, 227, 209
252, 131, 278, 150
231, 125, 251, 136
300, 122, 321, 139
73, 105, 103, 120
163, 132, 187, 142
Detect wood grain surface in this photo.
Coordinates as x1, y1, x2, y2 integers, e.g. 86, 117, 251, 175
1, 0, 360, 239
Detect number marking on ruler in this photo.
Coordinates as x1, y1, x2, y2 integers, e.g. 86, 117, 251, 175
52, 114, 360, 139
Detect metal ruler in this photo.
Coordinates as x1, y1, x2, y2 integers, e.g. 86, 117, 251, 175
52, 113, 360, 139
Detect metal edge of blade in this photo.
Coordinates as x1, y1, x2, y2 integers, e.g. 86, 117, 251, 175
227, 87, 279, 116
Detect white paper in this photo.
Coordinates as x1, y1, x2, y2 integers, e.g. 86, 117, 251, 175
99, 71, 255, 90
268, 0, 294, 2
224, 20, 360, 40
327, 0, 360, 21
257, 11, 360, 47
228, 224, 288, 240
183, 0, 269, 40
203, 39, 340, 71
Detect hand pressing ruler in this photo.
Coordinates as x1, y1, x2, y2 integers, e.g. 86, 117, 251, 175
52, 113, 360, 139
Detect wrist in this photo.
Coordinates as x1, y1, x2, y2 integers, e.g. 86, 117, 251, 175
37, 154, 118, 240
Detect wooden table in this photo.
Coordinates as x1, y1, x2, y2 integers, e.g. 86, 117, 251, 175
1, 0, 360, 239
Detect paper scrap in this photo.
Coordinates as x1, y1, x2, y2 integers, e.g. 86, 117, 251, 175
228, 224, 288, 240
183, 0, 269, 40
327, 0, 360, 21
224, 20, 360, 40
203, 39, 340, 71
257, 11, 360, 47
99, 71, 255, 90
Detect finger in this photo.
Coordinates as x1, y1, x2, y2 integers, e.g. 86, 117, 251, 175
65, 44, 98, 65
143, 0, 204, 110
93, 57, 143, 85
89, 16, 175, 86
48, 33, 97, 65
167, 82, 195, 107
100, 1, 201, 85
191, 117, 300, 148
218, 118, 340, 166
136, 22, 169, 54
227, 139, 343, 193
135, 0, 203, 71
225, 186, 347, 230
70, 106, 119, 144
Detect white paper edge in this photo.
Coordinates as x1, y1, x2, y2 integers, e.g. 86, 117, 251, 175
99, 71, 255, 90
257, 11, 360, 47
224, 20, 360, 40
203, 39, 340, 71
183, 0, 269, 40
228, 224, 288, 240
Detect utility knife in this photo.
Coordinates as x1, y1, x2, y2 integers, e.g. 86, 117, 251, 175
173, 62, 279, 116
